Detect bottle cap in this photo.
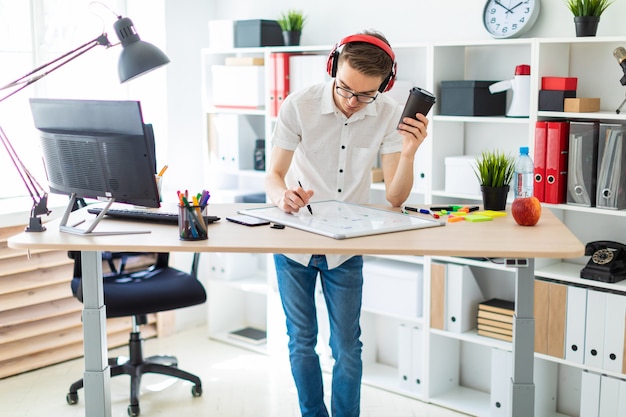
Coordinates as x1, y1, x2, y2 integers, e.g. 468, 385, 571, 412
520, 146, 529, 155
515, 65, 531, 76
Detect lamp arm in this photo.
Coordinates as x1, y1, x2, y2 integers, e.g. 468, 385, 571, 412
0, 33, 111, 103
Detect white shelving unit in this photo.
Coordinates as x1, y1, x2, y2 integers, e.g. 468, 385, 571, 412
201, 36, 626, 416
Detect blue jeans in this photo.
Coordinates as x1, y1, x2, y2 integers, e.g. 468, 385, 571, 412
274, 254, 363, 417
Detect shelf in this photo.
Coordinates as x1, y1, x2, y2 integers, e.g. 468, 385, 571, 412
209, 331, 268, 355
545, 202, 626, 217
430, 328, 512, 351
208, 273, 268, 295
538, 110, 626, 121
433, 115, 530, 124
536, 261, 626, 294
429, 385, 490, 417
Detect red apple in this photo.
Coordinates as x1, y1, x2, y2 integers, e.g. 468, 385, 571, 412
511, 196, 542, 226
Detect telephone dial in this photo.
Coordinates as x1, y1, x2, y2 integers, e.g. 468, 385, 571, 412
580, 241, 626, 283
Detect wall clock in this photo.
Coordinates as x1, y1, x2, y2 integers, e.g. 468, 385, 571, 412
483, 0, 540, 39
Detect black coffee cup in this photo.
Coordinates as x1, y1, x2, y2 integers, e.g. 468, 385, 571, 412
398, 87, 436, 124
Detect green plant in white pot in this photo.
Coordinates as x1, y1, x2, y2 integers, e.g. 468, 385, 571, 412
474, 150, 515, 210
277, 9, 306, 46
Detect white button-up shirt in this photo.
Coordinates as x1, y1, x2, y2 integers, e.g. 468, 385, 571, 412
271, 80, 403, 269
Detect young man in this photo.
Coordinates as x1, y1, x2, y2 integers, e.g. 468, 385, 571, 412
264, 30, 429, 417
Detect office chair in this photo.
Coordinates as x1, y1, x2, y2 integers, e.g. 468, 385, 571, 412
65, 251, 207, 417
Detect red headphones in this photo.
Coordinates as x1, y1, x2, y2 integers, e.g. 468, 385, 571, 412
326, 34, 397, 93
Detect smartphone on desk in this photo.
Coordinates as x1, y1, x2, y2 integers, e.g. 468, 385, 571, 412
226, 214, 270, 227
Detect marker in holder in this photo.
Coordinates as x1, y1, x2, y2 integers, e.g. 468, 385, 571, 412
178, 204, 208, 240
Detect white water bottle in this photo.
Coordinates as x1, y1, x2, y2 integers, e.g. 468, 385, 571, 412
514, 146, 534, 199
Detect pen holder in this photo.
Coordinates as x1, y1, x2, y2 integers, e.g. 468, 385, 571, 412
155, 175, 163, 202
178, 204, 209, 240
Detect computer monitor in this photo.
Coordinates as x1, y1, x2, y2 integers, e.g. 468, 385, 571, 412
29, 98, 159, 235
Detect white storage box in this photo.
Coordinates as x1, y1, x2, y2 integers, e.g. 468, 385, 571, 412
362, 258, 423, 318
211, 65, 265, 108
445, 155, 481, 195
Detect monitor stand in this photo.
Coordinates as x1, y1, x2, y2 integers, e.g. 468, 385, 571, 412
59, 193, 151, 236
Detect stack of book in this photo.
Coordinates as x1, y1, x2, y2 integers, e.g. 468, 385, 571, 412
477, 298, 515, 342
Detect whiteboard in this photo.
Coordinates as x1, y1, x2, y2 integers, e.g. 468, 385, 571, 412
239, 200, 445, 239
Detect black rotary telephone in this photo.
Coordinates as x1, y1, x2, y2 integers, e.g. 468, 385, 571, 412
580, 241, 626, 283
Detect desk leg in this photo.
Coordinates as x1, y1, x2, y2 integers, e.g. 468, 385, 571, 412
510, 258, 535, 417
80, 251, 111, 417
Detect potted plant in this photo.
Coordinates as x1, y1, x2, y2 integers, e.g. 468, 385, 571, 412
564, 0, 614, 37
474, 150, 515, 210
277, 9, 306, 46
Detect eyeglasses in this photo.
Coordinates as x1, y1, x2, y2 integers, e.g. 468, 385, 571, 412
335, 85, 378, 104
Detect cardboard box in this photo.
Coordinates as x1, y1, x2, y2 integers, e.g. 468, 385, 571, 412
541, 77, 578, 91
564, 97, 600, 113
440, 80, 506, 116
234, 20, 284, 47
211, 65, 265, 108
538, 90, 577, 111
445, 155, 481, 195
371, 167, 383, 183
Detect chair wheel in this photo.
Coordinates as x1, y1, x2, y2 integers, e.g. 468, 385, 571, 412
128, 404, 140, 416
66, 392, 79, 405
191, 385, 203, 397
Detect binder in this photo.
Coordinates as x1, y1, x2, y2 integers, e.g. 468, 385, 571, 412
288, 54, 329, 94
567, 121, 599, 206
547, 282, 567, 359
600, 375, 620, 417
534, 121, 548, 202
397, 324, 412, 391
445, 263, 484, 333
545, 121, 569, 204
585, 290, 606, 369
429, 262, 446, 330
564, 285, 587, 364
580, 371, 601, 417
490, 348, 512, 417
596, 123, 626, 209
410, 326, 424, 395
269, 53, 277, 117
618, 378, 626, 416
602, 293, 626, 373
273, 52, 293, 116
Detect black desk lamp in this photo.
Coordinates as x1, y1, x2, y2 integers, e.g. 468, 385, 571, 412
0, 13, 170, 232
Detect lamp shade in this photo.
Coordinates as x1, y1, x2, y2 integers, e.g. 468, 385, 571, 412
114, 16, 170, 83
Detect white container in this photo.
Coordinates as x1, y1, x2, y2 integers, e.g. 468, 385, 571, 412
444, 155, 481, 196
211, 65, 265, 108
362, 258, 423, 318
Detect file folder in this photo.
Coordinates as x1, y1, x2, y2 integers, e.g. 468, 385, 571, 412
534, 121, 548, 202
445, 263, 484, 333
567, 121, 599, 206
602, 293, 626, 373
397, 324, 412, 391
410, 326, 423, 395
564, 286, 587, 364
596, 124, 626, 209
580, 371, 601, 417
273, 52, 293, 117
585, 290, 606, 369
600, 375, 620, 417
490, 348, 512, 417
545, 121, 569, 204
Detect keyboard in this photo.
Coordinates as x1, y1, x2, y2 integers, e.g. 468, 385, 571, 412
87, 207, 220, 225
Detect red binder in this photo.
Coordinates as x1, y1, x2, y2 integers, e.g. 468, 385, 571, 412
269, 53, 277, 117
533, 121, 548, 202
545, 121, 570, 204
273, 52, 293, 117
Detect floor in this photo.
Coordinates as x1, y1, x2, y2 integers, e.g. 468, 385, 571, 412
0, 325, 469, 417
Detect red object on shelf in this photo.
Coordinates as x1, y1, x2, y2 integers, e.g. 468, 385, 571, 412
541, 77, 578, 91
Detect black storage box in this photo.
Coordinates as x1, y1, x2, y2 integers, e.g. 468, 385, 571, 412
538, 90, 577, 112
440, 80, 506, 116
234, 20, 284, 47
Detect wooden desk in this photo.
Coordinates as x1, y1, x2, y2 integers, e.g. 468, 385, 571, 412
8, 204, 583, 417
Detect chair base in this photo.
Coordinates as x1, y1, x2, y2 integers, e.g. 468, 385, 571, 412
66, 331, 202, 417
